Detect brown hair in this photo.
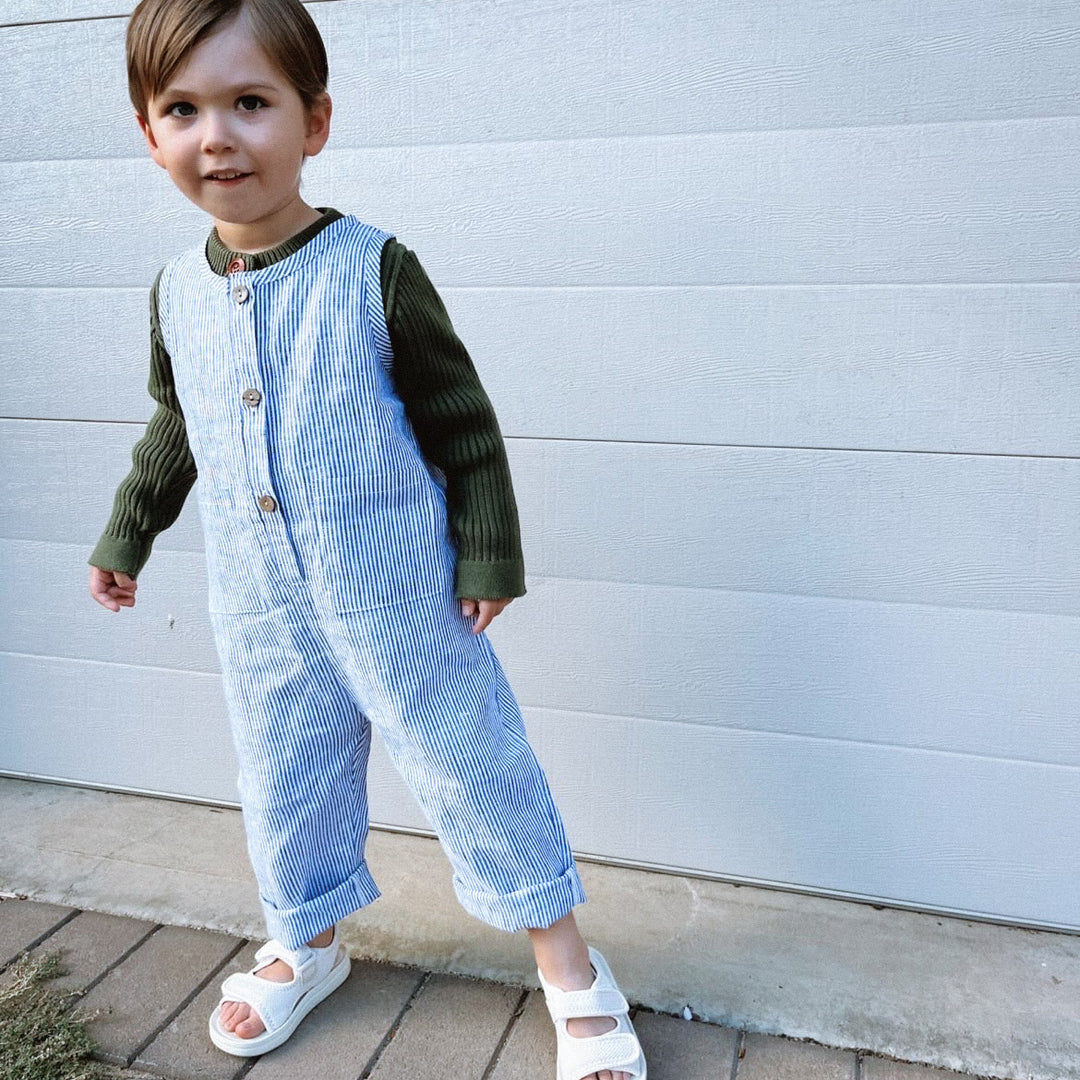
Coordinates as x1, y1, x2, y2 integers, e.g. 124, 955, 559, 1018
126, 0, 328, 119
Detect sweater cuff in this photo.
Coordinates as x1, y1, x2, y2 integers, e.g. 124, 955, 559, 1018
455, 557, 526, 600
88, 534, 151, 578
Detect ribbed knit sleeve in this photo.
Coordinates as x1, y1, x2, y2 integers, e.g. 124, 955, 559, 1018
382, 241, 526, 600
87, 270, 198, 577
89, 222, 526, 599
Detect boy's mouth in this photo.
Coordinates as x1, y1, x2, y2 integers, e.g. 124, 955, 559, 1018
205, 170, 251, 184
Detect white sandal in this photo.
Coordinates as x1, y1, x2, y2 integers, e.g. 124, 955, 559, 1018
537, 946, 647, 1080
208, 925, 351, 1057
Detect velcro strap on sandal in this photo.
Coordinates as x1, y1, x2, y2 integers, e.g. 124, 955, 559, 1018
253, 939, 317, 983
558, 1031, 644, 1080
542, 984, 628, 1024
219, 969, 306, 1034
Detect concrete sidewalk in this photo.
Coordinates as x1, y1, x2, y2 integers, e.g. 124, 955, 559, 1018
1, 897, 981, 1080
3, 776, 1075, 1080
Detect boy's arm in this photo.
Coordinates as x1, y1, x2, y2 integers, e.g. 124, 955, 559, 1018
380, 240, 525, 600
88, 270, 198, 578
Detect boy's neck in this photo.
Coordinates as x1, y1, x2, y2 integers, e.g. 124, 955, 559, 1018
213, 199, 325, 255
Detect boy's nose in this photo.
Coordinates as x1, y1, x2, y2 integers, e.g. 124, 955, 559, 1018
200, 114, 236, 153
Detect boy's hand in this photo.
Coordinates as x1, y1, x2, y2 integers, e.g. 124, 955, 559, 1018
90, 566, 138, 612
460, 597, 512, 634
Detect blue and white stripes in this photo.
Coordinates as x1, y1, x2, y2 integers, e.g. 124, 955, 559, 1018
157, 215, 585, 947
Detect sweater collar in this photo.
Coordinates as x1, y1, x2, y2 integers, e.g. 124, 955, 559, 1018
205, 207, 343, 275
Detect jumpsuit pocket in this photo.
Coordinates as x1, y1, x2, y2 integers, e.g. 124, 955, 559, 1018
310, 477, 455, 613
198, 495, 273, 615
205, 548, 273, 614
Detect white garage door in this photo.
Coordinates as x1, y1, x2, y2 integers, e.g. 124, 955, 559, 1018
1, 0, 1077, 932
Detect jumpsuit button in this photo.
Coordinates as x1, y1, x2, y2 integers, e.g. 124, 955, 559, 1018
257, 494, 277, 512
242, 388, 262, 407
226, 257, 246, 274
232, 283, 250, 304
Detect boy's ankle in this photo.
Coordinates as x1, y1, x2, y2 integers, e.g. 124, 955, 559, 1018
538, 959, 597, 991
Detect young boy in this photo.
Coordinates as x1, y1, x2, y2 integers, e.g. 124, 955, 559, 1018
87, 1, 645, 1078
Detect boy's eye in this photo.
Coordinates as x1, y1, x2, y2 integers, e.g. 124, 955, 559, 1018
166, 101, 196, 118
237, 95, 266, 112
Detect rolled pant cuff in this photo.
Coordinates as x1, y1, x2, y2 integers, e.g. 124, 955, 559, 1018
262, 863, 382, 950
455, 862, 587, 932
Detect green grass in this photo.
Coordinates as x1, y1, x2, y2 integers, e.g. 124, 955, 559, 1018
0, 948, 129, 1080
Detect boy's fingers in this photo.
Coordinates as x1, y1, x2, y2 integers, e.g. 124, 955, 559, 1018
90, 566, 136, 588
90, 586, 120, 612
461, 597, 514, 633
89, 571, 112, 608
89, 567, 137, 611
470, 598, 511, 635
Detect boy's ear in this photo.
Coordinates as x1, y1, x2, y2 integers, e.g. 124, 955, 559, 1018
303, 92, 332, 158
136, 111, 167, 170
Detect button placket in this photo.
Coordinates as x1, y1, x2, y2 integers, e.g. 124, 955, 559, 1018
232, 282, 276, 518
229, 275, 303, 585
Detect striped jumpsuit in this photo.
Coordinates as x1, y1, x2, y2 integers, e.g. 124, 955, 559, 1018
157, 214, 586, 949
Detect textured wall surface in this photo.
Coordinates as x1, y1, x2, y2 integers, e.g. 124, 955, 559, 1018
1, 1, 1078, 930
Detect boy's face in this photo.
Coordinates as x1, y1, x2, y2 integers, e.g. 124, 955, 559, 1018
137, 10, 330, 247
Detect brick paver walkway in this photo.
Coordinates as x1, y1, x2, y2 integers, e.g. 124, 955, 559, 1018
0, 897, 981, 1080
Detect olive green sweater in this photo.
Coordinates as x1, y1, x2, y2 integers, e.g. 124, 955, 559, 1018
88, 207, 525, 600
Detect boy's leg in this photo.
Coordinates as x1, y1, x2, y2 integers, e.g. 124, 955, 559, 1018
325, 590, 586, 933
528, 912, 635, 1080
209, 600, 381, 951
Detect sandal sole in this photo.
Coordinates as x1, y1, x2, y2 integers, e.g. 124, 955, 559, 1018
208, 950, 351, 1057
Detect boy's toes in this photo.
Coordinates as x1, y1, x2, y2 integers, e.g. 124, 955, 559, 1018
219, 999, 266, 1038
219, 1000, 236, 1029
217, 956, 292, 1040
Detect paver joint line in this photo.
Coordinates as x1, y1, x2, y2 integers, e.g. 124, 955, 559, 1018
234, 1045, 259, 1080
234, 1049, 260, 1079
478, 987, 531, 1080
70, 920, 163, 1010
731, 1030, 745, 1080
356, 969, 432, 1080
0, 906, 81, 972
124, 931, 251, 1069
83, 922, 170, 1070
